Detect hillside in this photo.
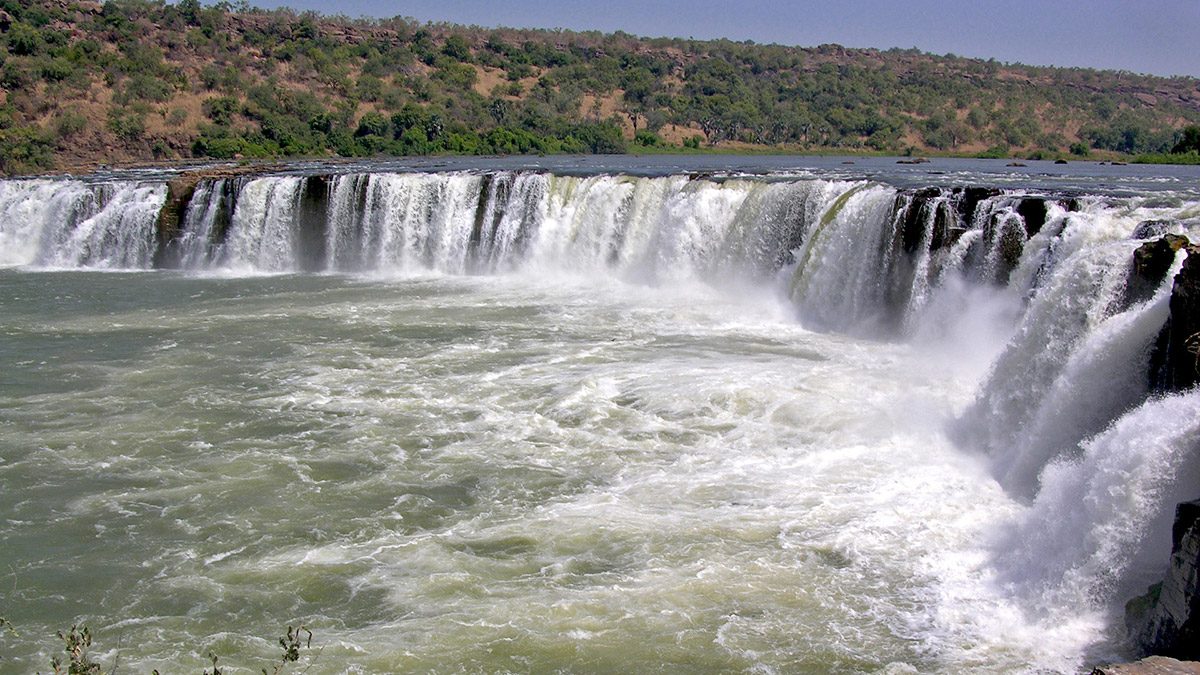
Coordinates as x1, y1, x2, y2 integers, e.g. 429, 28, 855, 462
2, 0, 1200, 175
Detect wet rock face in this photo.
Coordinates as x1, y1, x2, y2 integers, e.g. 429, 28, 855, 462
1149, 243, 1200, 392
1016, 197, 1048, 237
152, 176, 201, 268
1126, 501, 1200, 661
1126, 234, 1190, 308
1132, 220, 1183, 240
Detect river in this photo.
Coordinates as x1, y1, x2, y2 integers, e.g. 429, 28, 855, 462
1, 156, 1198, 673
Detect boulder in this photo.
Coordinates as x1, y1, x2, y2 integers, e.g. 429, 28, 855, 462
959, 186, 1002, 227
1126, 501, 1200, 660
1133, 220, 1182, 240
1125, 234, 1190, 307
1016, 197, 1049, 237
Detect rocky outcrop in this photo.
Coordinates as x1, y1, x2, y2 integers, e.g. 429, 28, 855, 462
1126, 500, 1200, 660
1125, 234, 1190, 308
152, 164, 285, 268
1016, 197, 1048, 237
1092, 656, 1200, 675
1149, 243, 1200, 392
295, 175, 331, 272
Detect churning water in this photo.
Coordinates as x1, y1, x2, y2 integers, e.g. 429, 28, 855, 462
1, 156, 1199, 673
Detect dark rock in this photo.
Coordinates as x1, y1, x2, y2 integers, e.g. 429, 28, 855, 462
1055, 159, 1069, 164
1092, 656, 1200, 674
1126, 500, 1200, 660
152, 176, 199, 268
960, 186, 1002, 227
1133, 220, 1181, 240
1125, 234, 1190, 307
900, 188, 942, 253
1016, 197, 1049, 237
156, 177, 197, 244
1149, 245, 1200, 391
295, 175, 331, 272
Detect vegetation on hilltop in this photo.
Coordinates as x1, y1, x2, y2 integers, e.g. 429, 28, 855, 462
1, 0, 1200, 174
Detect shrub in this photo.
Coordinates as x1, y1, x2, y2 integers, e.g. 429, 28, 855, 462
442, 34, 472, 62
0, 61, 33, 91
1172, 125, 1200, 154
39, 57, 75, 83
107, 111, 146, 143
634, 130, 659, 146
355, 110, 389, 137
976, 143, 1009, 159
6, 23, 45, 56
52, 110, 88, 140
202, 96, 239, 126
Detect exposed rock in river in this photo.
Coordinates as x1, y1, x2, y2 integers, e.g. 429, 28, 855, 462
1126, 500, 1200, 661
1125, 234, 1190, 308
1149, 242, 1200, 392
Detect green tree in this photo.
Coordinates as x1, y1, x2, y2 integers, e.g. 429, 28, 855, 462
355, 110, 389, 137
442, 34, 471, 62
1172, 125, 1200, 154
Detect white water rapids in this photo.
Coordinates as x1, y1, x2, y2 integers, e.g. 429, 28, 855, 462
0, 159, 1198, 673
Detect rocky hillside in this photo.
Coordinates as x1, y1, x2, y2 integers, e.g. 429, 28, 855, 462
2, 0, 1200, 174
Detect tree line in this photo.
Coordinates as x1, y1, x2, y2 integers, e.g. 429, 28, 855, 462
1, 0, 1199, 174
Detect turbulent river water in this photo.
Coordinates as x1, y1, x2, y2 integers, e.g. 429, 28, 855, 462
1, 156, 1199, 673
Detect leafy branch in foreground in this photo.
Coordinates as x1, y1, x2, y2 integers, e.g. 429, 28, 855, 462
51, 625, 101, 675
0, 618, 315, 675
198, 625, 313, 675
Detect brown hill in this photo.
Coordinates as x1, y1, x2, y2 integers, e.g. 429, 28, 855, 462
1, 0, 1198, 174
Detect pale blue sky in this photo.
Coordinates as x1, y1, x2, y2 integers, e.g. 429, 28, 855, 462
237, 0, 1200, 78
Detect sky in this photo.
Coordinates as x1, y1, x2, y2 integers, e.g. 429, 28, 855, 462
238, 0, 1200, 78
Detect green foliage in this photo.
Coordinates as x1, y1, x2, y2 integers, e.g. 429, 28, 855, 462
355, 110, 389, 137
51, 625, 102, 675
976, 143, 1009, 159
0, 60, 33, 90
1172, 125, 1200, 154
6, 23, 46, 56
442, 34, 472, 62
107, 110, 146, 143
431, 58, 477, 90
0, 618, 314, 675
634, 130, 660, 147
3, 0, 1200, 173
1134, 151, 1200, 165
203, 96, 240, 126
52, 110, 88, 141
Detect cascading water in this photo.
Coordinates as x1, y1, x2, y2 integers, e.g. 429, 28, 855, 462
0, 178, 165, 268
1, 160, 1198, 673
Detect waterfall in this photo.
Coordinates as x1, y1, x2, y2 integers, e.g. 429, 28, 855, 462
2, 165, 1198, 637
0, 178, 164, 268
994, 390, 1200, 610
